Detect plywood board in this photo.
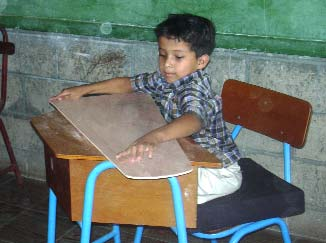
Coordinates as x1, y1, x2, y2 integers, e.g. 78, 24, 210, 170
50, 93, 192, 179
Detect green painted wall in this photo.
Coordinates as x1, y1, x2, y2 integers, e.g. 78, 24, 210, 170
0, 0, 325, 57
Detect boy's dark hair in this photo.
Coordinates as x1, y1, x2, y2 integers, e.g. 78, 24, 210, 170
154, 13, 216, 57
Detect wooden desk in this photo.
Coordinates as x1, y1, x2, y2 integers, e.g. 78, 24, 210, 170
31, 110, 221, 228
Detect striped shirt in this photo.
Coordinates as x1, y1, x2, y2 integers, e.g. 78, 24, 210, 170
130, 70, 241, 167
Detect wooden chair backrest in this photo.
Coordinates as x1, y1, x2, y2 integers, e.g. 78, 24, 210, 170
221, 79, 312, 148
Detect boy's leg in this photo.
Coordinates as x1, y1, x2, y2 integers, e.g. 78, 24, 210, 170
197, 162, 242, 204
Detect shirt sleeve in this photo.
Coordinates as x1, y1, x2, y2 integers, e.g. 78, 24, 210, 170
130, 71, 159, 94
178, 82, 212, 128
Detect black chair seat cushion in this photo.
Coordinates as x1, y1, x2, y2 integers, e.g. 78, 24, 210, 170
193, 158, 304, 231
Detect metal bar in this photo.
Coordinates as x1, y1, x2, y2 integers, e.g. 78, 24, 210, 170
80, 161, 120, 243
168, 177, 188, 243
47, 188, 57, 243
283, 143, 291, 183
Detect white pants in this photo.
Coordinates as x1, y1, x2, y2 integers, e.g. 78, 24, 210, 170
197, 162, 242, 204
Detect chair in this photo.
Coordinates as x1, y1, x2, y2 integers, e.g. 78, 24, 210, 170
0, 27, 23, 185
189, 79, 311, 242
69, 79, 312, 242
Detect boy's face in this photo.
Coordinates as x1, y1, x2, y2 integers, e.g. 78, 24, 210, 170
158, 37, 209, 83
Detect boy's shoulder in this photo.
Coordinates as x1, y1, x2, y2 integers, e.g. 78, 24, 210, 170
188, 70, 212, 89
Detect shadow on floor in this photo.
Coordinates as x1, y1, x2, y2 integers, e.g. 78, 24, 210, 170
0, 174, 322, 243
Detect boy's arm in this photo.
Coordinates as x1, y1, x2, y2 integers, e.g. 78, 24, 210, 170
116, 113, 201, 162
49, 77, 133, 102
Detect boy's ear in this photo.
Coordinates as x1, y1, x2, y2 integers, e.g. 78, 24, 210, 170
197, 54, 210, 69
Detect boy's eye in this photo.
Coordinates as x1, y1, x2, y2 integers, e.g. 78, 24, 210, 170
175, 56, 184, 60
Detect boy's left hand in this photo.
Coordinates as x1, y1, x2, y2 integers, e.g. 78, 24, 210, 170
116, 139, 155, 163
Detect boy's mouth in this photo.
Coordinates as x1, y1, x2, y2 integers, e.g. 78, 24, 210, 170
164, 72, 175, 78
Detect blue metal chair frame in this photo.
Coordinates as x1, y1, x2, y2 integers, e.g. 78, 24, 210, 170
187, 125, 291, 243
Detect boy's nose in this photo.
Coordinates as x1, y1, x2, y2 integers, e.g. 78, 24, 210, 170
165, 58, 173, 69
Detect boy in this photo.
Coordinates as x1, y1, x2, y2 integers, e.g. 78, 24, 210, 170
50, 13, 242, 204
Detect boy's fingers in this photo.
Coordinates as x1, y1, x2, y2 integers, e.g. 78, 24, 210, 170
129, 145, 138, 162
135, 144, 146, 162
116, 148, 130, 159
135, 143, 153, 161
116, 145, 138, 163
147, 144, 154, 158
49, 91, 71, 102
116, 143, 155, 162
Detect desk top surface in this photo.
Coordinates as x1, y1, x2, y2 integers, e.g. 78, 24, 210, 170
32, 104, 222, 176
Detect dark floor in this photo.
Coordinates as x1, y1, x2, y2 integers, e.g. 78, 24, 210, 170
0, 174, 322, 243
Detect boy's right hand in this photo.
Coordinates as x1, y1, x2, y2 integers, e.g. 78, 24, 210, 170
49, 86, 86, 102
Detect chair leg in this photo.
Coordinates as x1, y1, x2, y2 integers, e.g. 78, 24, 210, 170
134, 226, 144, 243
278, 218, 292, 243
80, 161, 120, 243
229, 218, 291, 243
0, 118, 23, 185
47, 188, 57, 243
168, 177, 188, 243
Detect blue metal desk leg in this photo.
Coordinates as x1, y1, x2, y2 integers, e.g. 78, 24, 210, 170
168, 177, 188, 243
47, 188, 57, 243
80, 161, 120, 243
